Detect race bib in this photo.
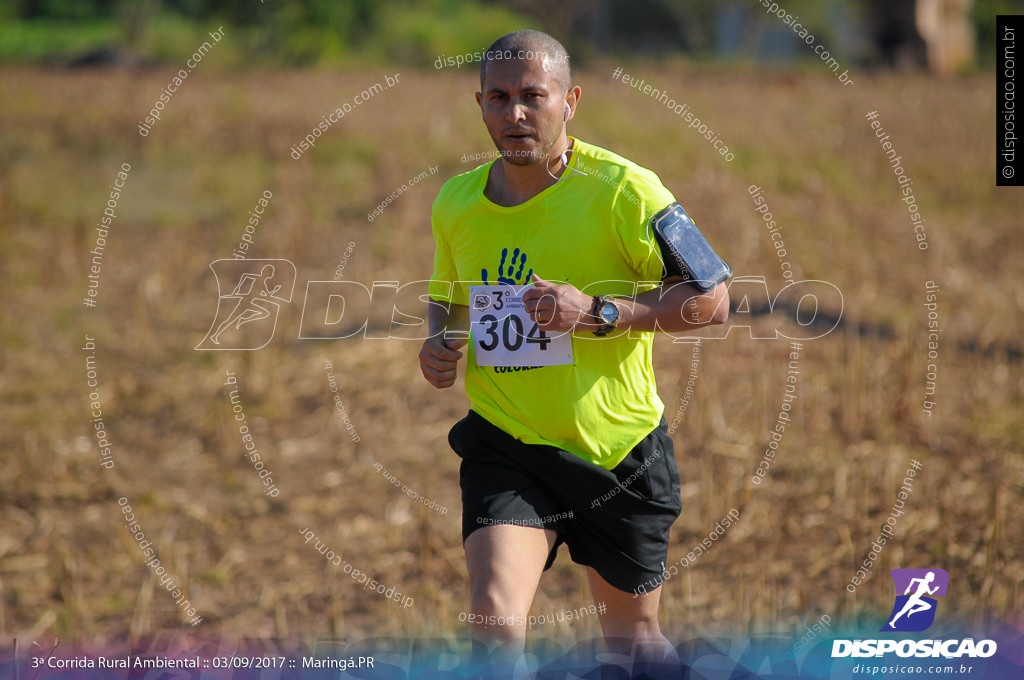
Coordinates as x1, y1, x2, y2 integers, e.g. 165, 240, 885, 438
469, 285, 573, 367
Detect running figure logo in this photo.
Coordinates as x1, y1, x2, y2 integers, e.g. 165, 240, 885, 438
196, 259, 296, 350
881, 568, 950, 632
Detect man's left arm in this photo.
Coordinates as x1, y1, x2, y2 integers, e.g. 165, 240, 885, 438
523, 274, 729, 334
618, 276, 729, 332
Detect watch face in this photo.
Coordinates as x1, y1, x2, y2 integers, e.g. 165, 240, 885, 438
600, 302, 618, 324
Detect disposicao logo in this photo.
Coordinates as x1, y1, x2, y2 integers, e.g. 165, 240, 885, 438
196, 260, 296, 350
882, 568, 949, 632
832, 568, 997, 659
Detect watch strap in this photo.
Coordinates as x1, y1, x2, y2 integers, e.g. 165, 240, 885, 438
591, 295, 617, 336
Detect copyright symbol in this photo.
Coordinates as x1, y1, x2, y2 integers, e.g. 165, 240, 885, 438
1003, 165, 1015, 179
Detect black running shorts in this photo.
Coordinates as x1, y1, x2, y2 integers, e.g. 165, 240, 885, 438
447, 410, 682, 594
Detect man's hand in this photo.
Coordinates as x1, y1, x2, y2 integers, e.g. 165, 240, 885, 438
522, 274, 593, 331
419, 334, 468, 389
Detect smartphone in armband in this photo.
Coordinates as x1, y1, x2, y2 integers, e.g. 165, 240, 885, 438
651, 202, 732, 291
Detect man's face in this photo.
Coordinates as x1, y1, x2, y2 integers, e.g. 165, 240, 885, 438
476, 55, 565, 166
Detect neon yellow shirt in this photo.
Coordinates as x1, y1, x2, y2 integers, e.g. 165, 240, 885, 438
429, 137, 676, 468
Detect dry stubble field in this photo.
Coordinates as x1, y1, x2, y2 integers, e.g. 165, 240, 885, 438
0, 63, 1021, 650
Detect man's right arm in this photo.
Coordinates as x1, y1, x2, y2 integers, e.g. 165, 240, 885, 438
418, 298, 469, 389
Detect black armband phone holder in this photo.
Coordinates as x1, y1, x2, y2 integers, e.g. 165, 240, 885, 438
651, 202, 732, 291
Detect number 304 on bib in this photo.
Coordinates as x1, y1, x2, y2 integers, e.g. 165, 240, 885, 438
468, 285, 573, 367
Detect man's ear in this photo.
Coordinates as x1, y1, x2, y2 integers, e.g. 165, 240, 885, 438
566, 85, 582, 117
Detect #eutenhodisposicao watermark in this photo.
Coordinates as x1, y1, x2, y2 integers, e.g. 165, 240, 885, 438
752, 341, 802, 485
845, 460, 924, 593
865, 110, 929, 251
83, 162, 131, 308
118, 497, 203, 625
667, 340, 702, 435
457, 601, 605, 631
611, 67, 734, 163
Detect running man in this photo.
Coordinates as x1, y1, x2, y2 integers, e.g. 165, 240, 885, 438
418, 30, 730, 669
210, 264, 282, 344
889, 571, 939, 628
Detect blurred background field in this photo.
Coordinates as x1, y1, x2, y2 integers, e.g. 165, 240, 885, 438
1, 0, 1022, 652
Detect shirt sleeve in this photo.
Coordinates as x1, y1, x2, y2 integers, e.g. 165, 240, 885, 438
428, 199, 457, 303
612, 167, 677, 288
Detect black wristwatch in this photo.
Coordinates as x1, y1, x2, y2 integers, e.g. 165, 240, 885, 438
591, 295, 619, 337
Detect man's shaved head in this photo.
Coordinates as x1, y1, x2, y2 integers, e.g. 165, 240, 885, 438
479, 30, 572, 93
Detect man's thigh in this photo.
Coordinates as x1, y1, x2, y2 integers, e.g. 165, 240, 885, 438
464, 525, 557, 616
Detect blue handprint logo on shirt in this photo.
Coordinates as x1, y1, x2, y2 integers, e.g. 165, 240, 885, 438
482, 247, 533, 285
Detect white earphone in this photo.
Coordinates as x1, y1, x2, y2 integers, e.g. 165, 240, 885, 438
546, 102, 585, 183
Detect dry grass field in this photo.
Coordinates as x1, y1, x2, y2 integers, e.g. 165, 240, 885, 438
0, 62, 1021, 653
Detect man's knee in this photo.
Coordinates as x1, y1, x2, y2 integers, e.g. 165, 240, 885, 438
469, 579, 517, 617
605, 619, 661, 639
601, 630, 673, 665
599, 609, 662, 642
